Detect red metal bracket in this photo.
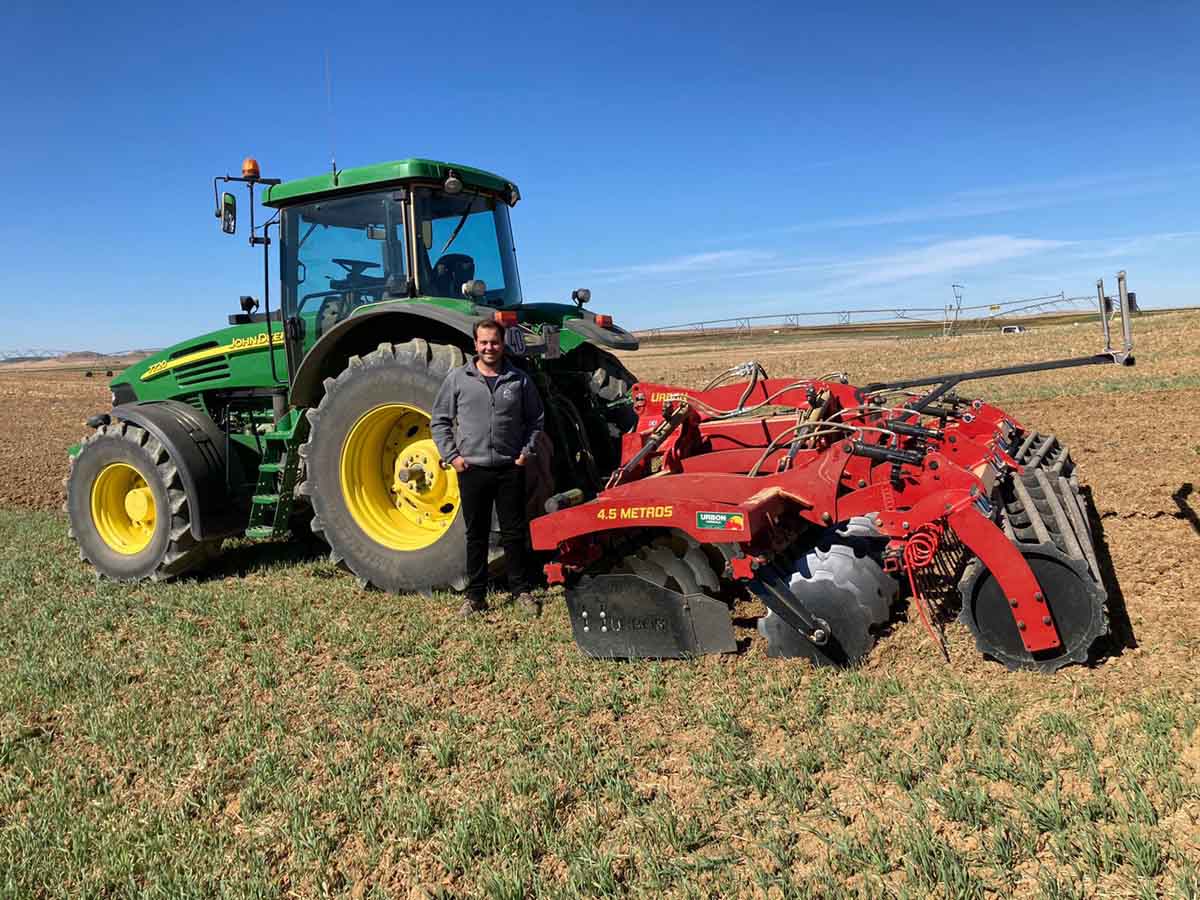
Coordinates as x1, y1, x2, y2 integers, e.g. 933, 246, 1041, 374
948, 504, 1062, 653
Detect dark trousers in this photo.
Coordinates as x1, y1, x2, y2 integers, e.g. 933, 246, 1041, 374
459, 464, 532, 603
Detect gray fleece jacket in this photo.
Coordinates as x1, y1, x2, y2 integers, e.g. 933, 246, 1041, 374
431, 358, 545, 467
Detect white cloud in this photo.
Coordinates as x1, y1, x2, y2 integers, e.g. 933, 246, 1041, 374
712, 236, 1073, 295
832, 235, 1074, 289
1062, 230, 1200, 261
590, 248, 776, 281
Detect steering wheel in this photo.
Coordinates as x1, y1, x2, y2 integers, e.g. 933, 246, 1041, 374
331, 258, 381, 279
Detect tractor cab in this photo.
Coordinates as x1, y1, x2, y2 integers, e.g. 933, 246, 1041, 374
259, 160, 524, 370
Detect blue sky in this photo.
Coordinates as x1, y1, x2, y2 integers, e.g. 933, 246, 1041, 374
1, 1, 1197, 351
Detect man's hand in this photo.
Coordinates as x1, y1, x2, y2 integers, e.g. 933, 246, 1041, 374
515, 452, 527, 467
451, 456, 469, 474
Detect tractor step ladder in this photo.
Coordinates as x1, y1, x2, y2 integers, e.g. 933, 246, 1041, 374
245, 415, 309, 540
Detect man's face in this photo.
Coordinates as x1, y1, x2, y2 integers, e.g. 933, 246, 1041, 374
475, 327, 504, 367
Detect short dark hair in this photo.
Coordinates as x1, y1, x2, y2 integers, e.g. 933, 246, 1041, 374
473, 319, 505, 340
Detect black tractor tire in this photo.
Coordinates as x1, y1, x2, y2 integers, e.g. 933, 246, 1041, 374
64, 421, 220, 581
569, 344, 640, 478
580, 344, 640, 437
298, 339, 471, 593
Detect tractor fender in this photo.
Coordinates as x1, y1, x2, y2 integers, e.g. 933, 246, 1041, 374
109, 400, 246, 541
289, 306, 478, 408
563, 317, 639, 351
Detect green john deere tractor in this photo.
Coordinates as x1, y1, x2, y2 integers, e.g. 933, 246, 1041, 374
65, 157, 639, 591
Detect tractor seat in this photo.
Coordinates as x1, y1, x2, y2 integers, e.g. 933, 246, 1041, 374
429, 254, 475, 299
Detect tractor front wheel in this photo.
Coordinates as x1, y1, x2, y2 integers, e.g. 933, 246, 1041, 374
65, 421, 220, 580
298, 339, 470, 593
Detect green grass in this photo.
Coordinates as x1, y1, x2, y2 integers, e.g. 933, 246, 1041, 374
981, 372, 1200, 404
1, 510, 1198, 897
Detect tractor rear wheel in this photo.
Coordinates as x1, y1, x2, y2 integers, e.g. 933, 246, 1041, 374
574, 344, 640, 476
298, 339, 470, 593
65, 421, 220, 581
580, 345, 639, 436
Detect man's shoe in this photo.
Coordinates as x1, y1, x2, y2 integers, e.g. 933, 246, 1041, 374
514, 592, 541, 617
459, 598, 487, 618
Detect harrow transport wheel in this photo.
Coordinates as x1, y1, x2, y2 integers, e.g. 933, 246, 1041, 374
65, 421, 219, 581
959, 431, 1108, 672
298, 339, 471, 593
759, 517, 898, 665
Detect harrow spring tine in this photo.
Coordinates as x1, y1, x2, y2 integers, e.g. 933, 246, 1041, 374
1058, 475, 1102, 579
1011, 476, 1056, 546
1033, 468, 1085, 563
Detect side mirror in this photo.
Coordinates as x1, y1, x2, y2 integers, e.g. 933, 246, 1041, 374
220, 192, 237, 234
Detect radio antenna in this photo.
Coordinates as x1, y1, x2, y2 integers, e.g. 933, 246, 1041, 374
325, 49, 337, 176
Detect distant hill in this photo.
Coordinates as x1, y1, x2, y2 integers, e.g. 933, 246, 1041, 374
0, 349, 156, 371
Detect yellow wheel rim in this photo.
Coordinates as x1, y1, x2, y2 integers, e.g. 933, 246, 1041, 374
340, 403, 460, 551
90, 462, 157, 555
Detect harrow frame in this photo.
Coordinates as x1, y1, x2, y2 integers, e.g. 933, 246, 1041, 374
530, 272, 1136, 669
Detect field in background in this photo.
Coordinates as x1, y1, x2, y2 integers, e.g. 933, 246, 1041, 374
1, 311, 1198, 897
632, 307, 1190, 346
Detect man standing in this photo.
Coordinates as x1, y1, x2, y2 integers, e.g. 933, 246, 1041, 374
431, 320, 545, 617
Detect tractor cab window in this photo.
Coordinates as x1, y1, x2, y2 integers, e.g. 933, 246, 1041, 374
412, 188, 522, 307
281, 192, 408, 353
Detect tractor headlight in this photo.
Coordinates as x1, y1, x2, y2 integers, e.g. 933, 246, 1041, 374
443, 170, 463, 195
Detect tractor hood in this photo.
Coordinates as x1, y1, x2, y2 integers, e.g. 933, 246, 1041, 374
109, 319, 288, 406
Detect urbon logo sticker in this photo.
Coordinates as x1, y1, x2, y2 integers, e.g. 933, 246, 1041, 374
696, 511, 745, 531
